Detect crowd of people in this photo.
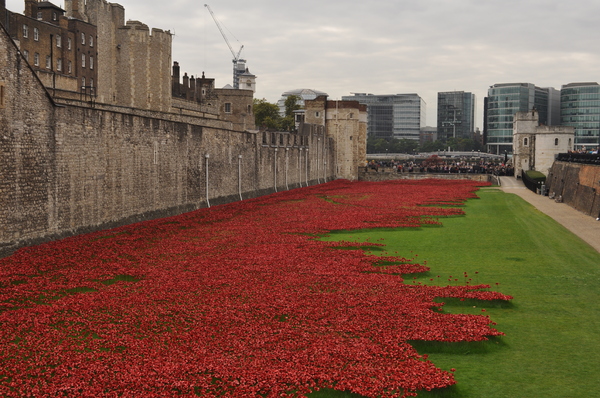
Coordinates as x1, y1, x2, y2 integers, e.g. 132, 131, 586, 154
366, 159, 514, 176
569, 146, 599, 155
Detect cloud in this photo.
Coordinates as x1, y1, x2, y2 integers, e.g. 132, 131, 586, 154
5, 0, 600, 128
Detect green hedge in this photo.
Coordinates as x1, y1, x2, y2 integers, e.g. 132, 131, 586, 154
525, 170, 546, 182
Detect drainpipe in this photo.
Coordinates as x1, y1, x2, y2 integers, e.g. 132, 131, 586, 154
205, 154, 210, 208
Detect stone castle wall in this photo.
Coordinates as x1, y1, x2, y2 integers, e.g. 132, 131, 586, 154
0, 25, 334, 256
547, 161, 600, 218
359, 170, 490, 183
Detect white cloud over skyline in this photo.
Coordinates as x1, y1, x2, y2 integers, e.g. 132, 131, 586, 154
6, 0, 600, 127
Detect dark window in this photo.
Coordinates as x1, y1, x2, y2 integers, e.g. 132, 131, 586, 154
0, 82, 6, 109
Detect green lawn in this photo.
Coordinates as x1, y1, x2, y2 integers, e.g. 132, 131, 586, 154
320, 188, 600, 398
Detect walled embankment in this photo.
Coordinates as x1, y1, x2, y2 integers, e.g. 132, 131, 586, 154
0, 27, 334, 256
359, 170, 491, 183
1, 101, 333, 256
547, 162, 600, 218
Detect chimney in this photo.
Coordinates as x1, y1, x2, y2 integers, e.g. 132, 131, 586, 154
189, 75, 196, 102
25, 0, 37, 18
69, 0, 86, 21
172, 61, 180, 97
182, 73, 189, 100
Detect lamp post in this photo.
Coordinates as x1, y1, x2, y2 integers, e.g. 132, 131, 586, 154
205, 154, 210, 208
238, 155, 243, 201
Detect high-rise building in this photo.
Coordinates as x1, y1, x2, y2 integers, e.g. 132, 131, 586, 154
560, 82, 600, 150
342, 93, 425, 141
437, 91, 476, 141
485, 83, 559, 154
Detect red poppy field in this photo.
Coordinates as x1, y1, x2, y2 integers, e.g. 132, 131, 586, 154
0, 179, 512, 397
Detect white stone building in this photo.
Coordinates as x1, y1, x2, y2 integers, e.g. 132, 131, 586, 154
513, 109, 574, 177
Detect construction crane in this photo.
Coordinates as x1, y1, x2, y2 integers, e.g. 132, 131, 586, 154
204, 4, 246, 89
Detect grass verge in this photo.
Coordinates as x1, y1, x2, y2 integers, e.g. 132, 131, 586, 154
318, 189, 600, 398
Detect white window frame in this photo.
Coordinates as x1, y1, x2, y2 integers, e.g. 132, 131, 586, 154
33, 27, 39, 41
22, 24, 29, 39
68, 61, 72, 74
89, 35, 94, 47
34, 53, 40, 66
68, 38, 72, 50
45, 55, 51, 69
89, 56, 94, 70
56, 35, 61, 48
57, 58, 62, 71
81, 32, 85, 45
22, 49, 29, 61
81, 53, 86, 68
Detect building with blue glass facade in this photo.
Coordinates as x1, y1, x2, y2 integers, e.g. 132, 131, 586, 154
484, 83, 560, 154
342, 93, 426, 141
560, 82, 600, 151
437, 91, 476, 141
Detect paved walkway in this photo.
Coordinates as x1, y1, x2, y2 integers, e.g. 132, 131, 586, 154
499, 177, 600, 253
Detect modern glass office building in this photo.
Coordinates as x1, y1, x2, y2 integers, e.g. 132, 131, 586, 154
277, 89, 329, 116
560, 83, 600, 150
437, 91, 476, 141
342, 93, 426, 140
485, 83, 559, 154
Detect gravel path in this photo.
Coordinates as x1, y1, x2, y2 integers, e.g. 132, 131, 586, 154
499, 177, 600, 254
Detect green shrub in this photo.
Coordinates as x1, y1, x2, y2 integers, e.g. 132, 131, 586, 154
525, 170, 546, 182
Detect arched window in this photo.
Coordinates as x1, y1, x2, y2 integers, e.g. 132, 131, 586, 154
554, 138, 559, 146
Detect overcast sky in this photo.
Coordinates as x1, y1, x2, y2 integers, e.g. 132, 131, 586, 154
7, 0, 600, 128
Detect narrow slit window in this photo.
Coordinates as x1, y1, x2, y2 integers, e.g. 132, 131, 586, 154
0, 82, 6, 109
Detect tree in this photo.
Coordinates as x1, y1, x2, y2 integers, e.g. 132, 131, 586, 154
395, 139, 419, 154
281, 95, 302, 132
284, 95, 302, 117
420, 140, 446, 152
253, 99, 281, 130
